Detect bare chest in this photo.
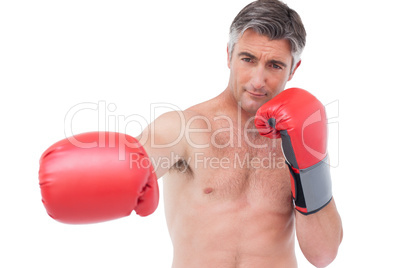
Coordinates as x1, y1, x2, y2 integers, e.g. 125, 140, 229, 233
180, 126, 291, 207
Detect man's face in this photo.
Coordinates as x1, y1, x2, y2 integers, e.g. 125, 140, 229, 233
227, 29, 300, 115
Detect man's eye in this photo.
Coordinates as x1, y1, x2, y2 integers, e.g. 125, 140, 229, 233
242, 58, 253, 63
271, 64, 282, 70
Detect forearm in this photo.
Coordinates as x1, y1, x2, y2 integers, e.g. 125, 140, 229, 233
255, 88, 343, 266
295, 198, 343, 267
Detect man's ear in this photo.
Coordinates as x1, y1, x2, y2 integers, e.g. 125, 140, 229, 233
227, 45, 231, 69
288, 60, 301, 81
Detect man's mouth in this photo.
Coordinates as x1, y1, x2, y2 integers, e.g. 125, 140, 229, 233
246, 90, 267, 97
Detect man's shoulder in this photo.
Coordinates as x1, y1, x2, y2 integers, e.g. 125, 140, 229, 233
151, 107, 210, 135
184, 93, 223, 117
154, 91, 229, 134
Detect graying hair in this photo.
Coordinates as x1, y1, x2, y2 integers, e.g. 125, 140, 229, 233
228, 0, 306, 70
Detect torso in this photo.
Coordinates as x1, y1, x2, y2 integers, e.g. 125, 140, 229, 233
163, 91, 297, 268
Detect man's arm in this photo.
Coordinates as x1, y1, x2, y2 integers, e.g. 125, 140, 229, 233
137, 110, 188, 179
255, 88, 343, 266
38, 110, 187, 224
296, 199, 343, 267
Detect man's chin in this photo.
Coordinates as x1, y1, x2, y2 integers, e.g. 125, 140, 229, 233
239, 101, 265, 116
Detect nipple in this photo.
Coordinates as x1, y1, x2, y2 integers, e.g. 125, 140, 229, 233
203, 187, 213, 194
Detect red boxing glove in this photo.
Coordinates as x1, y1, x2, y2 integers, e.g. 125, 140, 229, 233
255, 88, 332, 215
39, 132, 158, 224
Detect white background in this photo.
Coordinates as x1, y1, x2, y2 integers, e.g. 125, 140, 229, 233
1, 0, 401, 267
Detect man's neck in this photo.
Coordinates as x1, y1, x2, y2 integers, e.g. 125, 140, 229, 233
218, 87, 260, 133
224, 86, 258, 116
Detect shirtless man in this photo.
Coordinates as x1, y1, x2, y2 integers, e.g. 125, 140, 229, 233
39, 1, 343, 267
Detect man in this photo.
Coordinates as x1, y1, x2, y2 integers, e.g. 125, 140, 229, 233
39, 0, 343, 267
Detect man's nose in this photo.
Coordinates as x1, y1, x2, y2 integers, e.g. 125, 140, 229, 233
251, 65, 267, 90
